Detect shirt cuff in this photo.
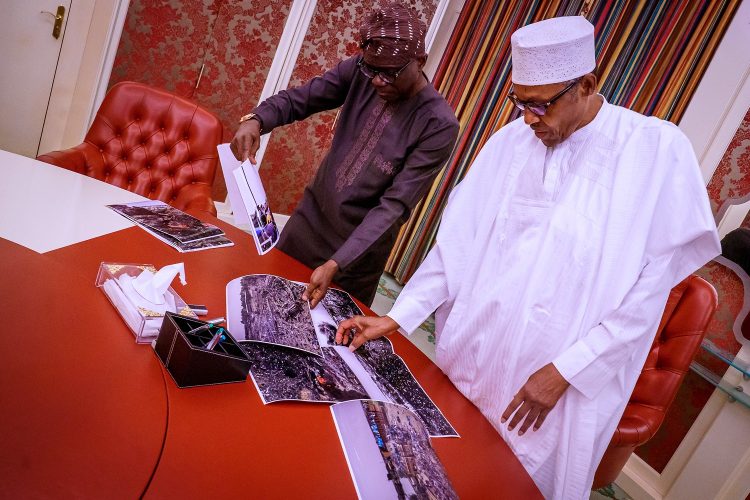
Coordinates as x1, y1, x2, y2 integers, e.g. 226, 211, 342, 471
251, 107, 275, 135
331, 243, 357, 272
387, 296, 430, 337
552, 327, 616, 400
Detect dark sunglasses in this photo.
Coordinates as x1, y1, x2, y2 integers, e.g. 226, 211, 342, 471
507, 78, 581, 116
357, 59, 413, 85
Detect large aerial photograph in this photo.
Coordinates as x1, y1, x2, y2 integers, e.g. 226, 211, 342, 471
332, 400, 458, 500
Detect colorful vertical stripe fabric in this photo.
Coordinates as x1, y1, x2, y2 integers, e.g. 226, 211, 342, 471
386, 0, 739, 283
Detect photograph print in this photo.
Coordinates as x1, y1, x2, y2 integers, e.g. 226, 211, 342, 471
314, 300, 456, 437
241, 342, 369, 403
354, 340, 458, 437
232, 161, 279, 255
227, 274, 321, 356
332, 400, 457, 500
320, 287, 364, 325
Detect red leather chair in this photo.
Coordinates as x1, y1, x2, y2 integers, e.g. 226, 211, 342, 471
592, 275, 718, 489
37, 81, 222, 215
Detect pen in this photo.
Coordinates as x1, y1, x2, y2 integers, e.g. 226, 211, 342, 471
205, 327, 226, 350
186, 317, 224, 336
187, 303, 208, 316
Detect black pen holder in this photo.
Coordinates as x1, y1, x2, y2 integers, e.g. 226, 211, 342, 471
154, 312, 250, 388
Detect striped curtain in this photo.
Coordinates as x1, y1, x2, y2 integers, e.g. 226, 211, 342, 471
385, 0, 739, 283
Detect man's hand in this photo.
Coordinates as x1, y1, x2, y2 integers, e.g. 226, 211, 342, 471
303, 260, 339, 309
500, 363, 570, 436
336, 315, 399, 351
230, 119, 262, 164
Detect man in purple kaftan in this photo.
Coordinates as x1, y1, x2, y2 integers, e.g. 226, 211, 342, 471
231, 3, 459, 307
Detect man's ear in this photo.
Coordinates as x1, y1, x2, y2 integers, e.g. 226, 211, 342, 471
580, 73, 598, 96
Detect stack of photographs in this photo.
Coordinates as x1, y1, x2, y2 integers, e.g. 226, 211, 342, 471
108, 200, 233, 252
226, 274, 457, 438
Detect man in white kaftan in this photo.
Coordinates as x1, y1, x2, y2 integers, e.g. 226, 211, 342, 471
336, 16, 720, 499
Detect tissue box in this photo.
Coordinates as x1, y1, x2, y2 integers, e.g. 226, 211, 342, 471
96, 262, 197, 343
154, 312, 251, 387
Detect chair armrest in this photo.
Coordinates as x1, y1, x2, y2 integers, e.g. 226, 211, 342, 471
609, 403, 663, 447
36, 145, 91, 175
173, 183, 217, 216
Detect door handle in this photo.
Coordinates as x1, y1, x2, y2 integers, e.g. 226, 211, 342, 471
40, 5, 66, 39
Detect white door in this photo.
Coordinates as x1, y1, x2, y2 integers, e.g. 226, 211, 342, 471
0, 0, 72, 157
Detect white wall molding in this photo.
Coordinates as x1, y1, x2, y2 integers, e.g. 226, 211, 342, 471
253, 0, 318, 168
424, 0, 451, 53
221, 0, 317, 212
423, 0, 465, 80
718, 199, 750, 239
678, 0, 750, 185
89, 0, 131, 128
617, 454, 663, 500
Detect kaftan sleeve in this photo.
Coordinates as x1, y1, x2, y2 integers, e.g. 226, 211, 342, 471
251, 56, 358, 132
552, 128, 720, 400
552, 253, 676, 400
330, 115, 459, 271
387, 244, 450, 335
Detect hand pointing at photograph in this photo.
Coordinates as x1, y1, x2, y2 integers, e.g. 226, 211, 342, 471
336, 315, 400, 351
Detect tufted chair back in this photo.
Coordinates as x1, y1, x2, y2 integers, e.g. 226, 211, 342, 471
592, 275, 717, 489
37, 81, 222, 215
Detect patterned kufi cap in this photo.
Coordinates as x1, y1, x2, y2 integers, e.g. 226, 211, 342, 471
360, 2, 427, 66
511, 16, 596, 85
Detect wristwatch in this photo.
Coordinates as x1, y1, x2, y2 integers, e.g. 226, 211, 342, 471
238, 112, 263, 130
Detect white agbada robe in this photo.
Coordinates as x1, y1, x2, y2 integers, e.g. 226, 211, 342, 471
388, 98, 720, 499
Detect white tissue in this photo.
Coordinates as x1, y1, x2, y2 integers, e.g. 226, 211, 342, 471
132, 263, 187, 305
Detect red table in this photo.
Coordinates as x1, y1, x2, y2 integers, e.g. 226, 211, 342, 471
0, 238, 168, 498
4, 215, 542, 499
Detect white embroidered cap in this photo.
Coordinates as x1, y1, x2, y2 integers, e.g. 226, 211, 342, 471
511, 16, 596, 86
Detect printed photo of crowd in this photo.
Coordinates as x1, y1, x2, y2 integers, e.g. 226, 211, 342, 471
250, 201, 278, 252
354, 336, 458, 437
238, 275, 320, 355
332, 400, 457, 500
230, 274, 456, 437
242, 343, 368, 403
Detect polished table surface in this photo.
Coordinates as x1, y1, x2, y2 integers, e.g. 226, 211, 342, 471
0, 238, 168, 498
0, 154, 542, 499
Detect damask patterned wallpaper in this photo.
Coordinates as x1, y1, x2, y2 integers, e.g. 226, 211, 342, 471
707, 106, 750, 222
109, 0, 292, 200
109, 0, 218, 97
259, 0, 440, 214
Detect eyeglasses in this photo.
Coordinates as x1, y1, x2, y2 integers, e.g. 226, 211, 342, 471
357, 59, 413, 85
507, 78, 581, 116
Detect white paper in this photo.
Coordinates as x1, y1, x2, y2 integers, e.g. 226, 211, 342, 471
331, 400, 458, 500
217, 143, 251, 227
